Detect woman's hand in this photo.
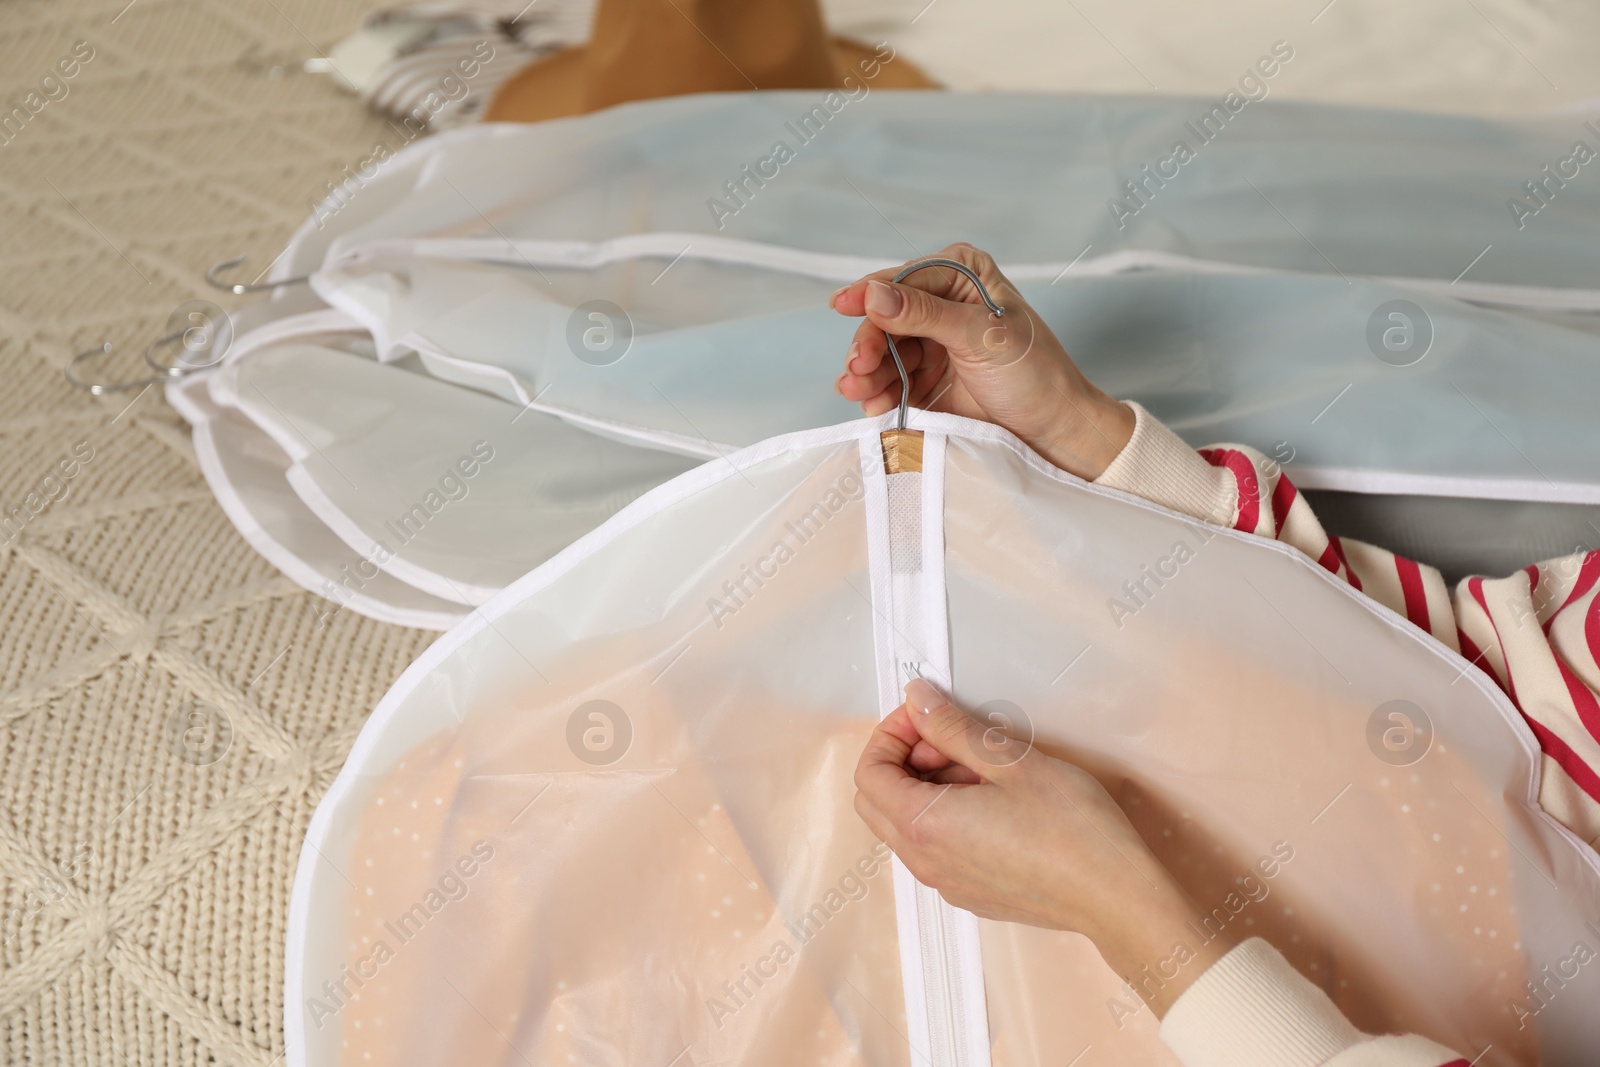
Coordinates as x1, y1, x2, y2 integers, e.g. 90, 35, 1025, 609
853, 678, 1236, 1017
830, 242, 1135, 481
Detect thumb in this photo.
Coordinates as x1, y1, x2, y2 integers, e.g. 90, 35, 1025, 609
864, 279, 1037, 373
903, 679, 1030, 779
863, 279, 992, 358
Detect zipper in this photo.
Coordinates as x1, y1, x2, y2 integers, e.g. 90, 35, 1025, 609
863, 430, 991, 1067
917, 879, 973, 1066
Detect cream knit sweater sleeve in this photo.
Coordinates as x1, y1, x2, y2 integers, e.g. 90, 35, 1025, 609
1091, 402, 1600, 1067
1158, 939, 1469, 1067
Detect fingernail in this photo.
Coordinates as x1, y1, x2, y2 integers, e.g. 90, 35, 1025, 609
865, 280, 902, 318
846, 341, 861, 370
905, 678, 943, 715
829, 285, 848, 309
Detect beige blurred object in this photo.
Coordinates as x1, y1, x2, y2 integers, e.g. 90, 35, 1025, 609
0, 1, 433, 1064
483, 0, 937, 123
828, 0, 1600, 116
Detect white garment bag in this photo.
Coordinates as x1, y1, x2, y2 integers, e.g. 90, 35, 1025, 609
285, 413, 1600, 1067
174, 93, 1600, 627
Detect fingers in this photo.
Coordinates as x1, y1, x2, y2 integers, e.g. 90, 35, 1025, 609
907, 737, 951, 775
852, 788, 908, 854
860, 359, 940, 417
858, 280, 994, 365
838, 331, 956, 418
907, 356, 957, 412
840, 332, 961, 418
830, 242, 1009, 312
832, 243, 1030, 414
837, 333, 923, 405
861, 385, 901, 418
903, 679, 1029, 781
905, 736, 980, 789
925, 762, 984, 785
854, 704, 954, 818
830, 243, 1010, 359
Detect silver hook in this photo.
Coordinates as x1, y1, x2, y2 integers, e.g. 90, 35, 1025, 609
66, 331, 221, 396
206, 255, 313, 295
883, 257, 1005, 431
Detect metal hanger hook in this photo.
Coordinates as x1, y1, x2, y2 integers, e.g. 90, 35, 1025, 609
66, 337, 184, 396
66, 327, 228, 396
882, 257, 1005, 431
206, 255, 313, 295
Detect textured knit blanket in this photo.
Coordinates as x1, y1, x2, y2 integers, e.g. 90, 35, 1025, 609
0, 3, 435, 1063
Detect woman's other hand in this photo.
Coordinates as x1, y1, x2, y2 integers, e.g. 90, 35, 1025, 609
853, 678, 1235, 1017
831, 242, 1134, 480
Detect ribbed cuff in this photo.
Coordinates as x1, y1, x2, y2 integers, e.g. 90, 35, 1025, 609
1158, 938, 1363, 1067
1092, 402, 1236, 528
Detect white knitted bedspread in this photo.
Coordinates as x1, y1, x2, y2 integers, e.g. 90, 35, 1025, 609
0, 2, 435, 1063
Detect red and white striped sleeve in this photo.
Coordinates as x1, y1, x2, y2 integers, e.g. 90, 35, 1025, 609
1095, 402, 1600, 850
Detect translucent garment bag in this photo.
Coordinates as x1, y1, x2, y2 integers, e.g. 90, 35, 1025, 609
287, 413, 1600, 1067
202, 243, 1600, 623
167, 371, 467, 630
209, 340, 700, 605
307, 246, 1600, 500
179, 93, 1600, 626
284, 94, 1600, 287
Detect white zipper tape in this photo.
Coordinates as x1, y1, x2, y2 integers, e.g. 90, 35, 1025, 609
861, 429, 991, 1067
